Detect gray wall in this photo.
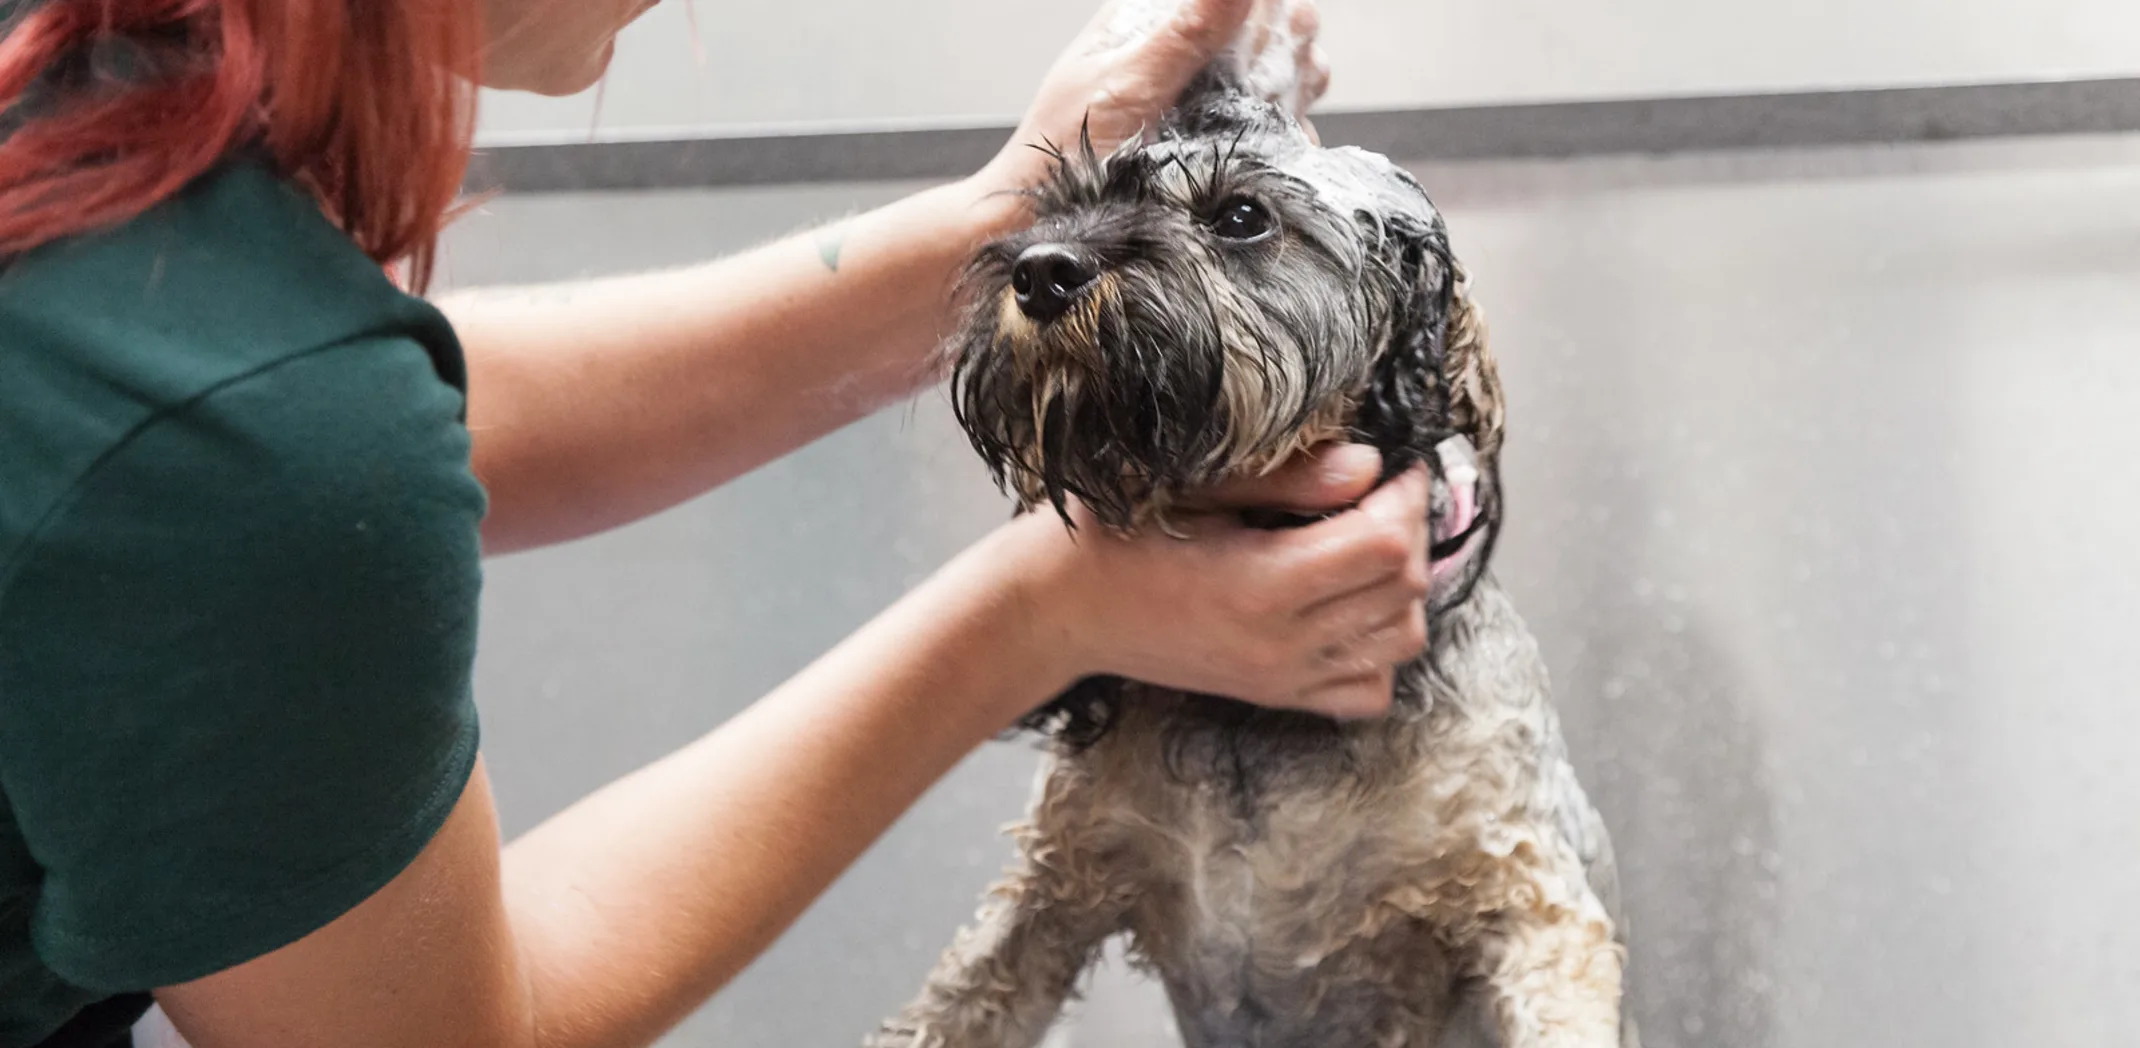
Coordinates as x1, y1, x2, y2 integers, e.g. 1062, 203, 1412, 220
437, 130, 2140, 1048
476, 0, 2140, 143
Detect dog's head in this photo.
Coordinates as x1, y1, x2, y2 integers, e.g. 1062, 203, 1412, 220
953, 69, 1505, 703
952, 69, 1506, 620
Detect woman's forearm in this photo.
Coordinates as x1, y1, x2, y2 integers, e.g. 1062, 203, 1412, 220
498, 522, 1067, 1047
445, 177, 1026, 554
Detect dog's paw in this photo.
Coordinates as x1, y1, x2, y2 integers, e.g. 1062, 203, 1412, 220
862, 1020, 930, 1048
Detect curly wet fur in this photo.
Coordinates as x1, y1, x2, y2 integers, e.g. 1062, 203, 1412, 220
879, 65, 1634, 1048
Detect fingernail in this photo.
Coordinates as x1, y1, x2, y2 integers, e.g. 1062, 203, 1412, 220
1318, 445, 1381, 486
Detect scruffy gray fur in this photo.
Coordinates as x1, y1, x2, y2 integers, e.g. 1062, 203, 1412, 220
869, 64, 1637, 1048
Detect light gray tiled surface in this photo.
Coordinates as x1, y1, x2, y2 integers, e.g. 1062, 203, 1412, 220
476, 0, 2140, 142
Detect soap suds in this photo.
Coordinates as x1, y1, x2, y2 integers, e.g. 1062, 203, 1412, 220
1108, 0, 1317, 115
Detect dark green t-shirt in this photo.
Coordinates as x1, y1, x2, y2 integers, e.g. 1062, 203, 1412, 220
0, 162, 486, 1046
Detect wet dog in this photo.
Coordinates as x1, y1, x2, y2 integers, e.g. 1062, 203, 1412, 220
868, 60, 1637, 1048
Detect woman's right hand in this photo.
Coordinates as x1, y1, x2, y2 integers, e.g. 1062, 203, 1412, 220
999, 444, 1433, 718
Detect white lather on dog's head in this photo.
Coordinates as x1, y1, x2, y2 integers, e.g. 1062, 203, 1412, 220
1106, 0, 1324, 115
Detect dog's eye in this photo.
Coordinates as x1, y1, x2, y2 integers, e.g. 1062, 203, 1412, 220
1210, 198, 1274, 241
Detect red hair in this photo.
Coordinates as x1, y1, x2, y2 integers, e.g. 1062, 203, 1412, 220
0, 0, 482, 290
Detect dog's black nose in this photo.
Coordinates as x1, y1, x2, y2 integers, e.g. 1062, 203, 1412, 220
1011, 244, 1098, 323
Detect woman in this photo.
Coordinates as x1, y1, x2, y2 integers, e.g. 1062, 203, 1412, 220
0, 0, 1434, 1045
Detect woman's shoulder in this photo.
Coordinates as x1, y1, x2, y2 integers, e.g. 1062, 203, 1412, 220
0, 156, 463, 394
0, 165, 489, 1000
0, 158, 472, 579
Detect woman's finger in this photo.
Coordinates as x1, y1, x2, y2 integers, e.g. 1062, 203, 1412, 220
1269, 465, 1430, 614
1294, 521, 1429, 623
1193, 443, 1382, 514
1241, 0, 1279, 58
1310, 601, 1429, 676
1165, 0, 1258, 58
1303, 43, 1332, 105
1288, 0, 1321, 40
1293, 668, 1397, 719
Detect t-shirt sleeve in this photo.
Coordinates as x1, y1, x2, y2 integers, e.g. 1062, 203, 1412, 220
0, 335, 487, 993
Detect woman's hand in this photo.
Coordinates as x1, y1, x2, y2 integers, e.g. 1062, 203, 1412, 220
977, 0, 1331, 196
998, 444, 1432, 719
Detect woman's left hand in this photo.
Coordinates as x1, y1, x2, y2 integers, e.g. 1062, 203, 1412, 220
978, 0, 1330, 196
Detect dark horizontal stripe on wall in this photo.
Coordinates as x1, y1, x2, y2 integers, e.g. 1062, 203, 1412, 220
465, 77, 2140, 194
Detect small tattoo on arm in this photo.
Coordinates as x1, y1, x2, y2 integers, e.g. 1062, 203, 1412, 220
817, 228, 845, 272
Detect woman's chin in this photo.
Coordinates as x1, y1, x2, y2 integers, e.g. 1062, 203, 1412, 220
484, 39, 616, 98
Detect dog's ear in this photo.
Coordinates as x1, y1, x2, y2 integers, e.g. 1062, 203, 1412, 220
1440, 265, 1505, 462
1354, 212, 1505, 473
1354, 219, 1495, 470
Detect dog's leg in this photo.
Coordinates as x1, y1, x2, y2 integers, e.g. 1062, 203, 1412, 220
866, 791, 1127, 1048
1464, 844, 1626, 1048
864, 853, 1120, 1048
